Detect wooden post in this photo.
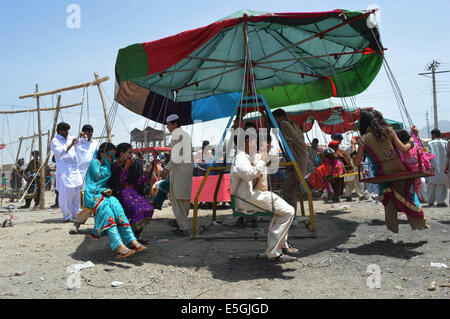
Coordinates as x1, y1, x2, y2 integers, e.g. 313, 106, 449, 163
16, 137, 23, 164
35, 84, 45, 210
94, 72, 112, 143
45, 95, 62, 166
30, 135, 35, 162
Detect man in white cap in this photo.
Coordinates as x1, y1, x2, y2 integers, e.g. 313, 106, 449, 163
161, 114, 194, 236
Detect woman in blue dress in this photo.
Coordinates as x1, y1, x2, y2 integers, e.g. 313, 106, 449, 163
83, 142, 146, 259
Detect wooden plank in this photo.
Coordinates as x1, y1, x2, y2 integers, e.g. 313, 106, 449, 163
19, 76, 109, 99
0, 102, 82, 114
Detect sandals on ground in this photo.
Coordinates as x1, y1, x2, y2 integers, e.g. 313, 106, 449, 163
116, 247, 136, 259
130, 242, 147, 253
282, 247, 301, 256
268, 254, 297, 263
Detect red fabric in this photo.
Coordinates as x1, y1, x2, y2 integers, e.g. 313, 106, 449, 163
319, 121, 355, 134
328, 140, 340, 148
309, 158, 343, 190
143, 10, 343, 76
191, 174, 231, 203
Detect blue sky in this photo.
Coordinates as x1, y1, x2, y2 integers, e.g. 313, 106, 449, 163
1, 0, 450, 165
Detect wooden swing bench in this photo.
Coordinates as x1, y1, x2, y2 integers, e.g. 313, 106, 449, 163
71, 190, 94, 233
358, 150, 435, 184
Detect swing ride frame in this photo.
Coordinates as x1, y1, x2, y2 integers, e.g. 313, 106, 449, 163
191, 94, 316, 239
1, 73, 112, 227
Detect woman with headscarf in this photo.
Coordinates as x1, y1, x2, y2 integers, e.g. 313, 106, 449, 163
352, 109, 429, 233
84, 142, 146, 259
110, 143, 154, 244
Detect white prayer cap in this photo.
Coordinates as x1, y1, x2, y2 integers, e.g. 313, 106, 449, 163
166, 114, 180, 123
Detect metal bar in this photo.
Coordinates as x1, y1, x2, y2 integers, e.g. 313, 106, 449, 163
186, 55, 242, 65
159, 64, 239, 75
255, 47, 387, 65
212, 173, 224, 222
254, 64, 324, 79
261, 95, 315, 233
256, 10, 377, 63
192, 166, 213, 238
298, 185, 306, 217
175, 66, 242, 92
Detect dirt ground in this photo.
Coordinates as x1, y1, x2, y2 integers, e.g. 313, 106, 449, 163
0, 191, 448, 299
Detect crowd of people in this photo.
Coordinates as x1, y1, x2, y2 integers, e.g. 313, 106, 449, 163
2, 108, 449, 262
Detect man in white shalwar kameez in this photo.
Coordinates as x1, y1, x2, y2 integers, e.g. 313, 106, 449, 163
50, 122, 83, 222
427, 129, 448, 207
162, 114, 193, 237
75, 124, 98, 189
230, 128, 299, 262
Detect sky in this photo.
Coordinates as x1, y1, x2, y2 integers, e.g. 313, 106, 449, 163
1, 0, 450, 166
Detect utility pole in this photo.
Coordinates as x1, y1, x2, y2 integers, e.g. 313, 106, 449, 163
418, 60, 450, 129
425, 111, 431, 138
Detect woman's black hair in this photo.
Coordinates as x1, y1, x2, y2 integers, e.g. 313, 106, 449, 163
97, 142, 116, 160
116, 143, 132, 158
116, 143, 142, 183
395, 129, 411, 144
359, 108, 391, 140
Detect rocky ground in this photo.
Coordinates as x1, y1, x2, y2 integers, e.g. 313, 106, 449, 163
0, 191, 449, 299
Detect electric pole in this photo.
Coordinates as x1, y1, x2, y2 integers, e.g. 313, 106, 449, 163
425, 111, 431, 138
418, 60, 450, 129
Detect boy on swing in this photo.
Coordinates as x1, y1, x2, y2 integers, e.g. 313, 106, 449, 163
230, 126, 299, 262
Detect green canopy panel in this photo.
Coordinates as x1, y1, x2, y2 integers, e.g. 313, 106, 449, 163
115, 9, 384, 124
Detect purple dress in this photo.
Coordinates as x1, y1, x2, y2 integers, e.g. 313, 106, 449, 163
114, 166, 154, 227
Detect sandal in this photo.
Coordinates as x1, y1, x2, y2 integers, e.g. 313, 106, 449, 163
268, 254, 297, 263
131, 243, 147, 253
282, 247, 301, 256
116, 247, 136, 259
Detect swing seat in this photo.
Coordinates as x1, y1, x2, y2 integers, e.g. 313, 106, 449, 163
74, 190, 94, 229
360, 170, 434, 184
230, 194, 274, 217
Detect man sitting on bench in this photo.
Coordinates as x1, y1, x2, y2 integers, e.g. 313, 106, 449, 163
230, 126, 299, 262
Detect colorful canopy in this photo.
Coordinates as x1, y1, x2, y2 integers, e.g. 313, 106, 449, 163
244, 102, 403, 134
115, 9, 383, 125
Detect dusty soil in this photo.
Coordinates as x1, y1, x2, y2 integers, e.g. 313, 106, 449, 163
0, 191, 449, 299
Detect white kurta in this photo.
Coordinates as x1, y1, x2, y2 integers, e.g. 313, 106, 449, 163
75, 138, 98, 188
166, 127, 194, 231
428, 138, 448, 185
427, 138, 448, 204
50, 134, 83, 220
231, 151, 294, 258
